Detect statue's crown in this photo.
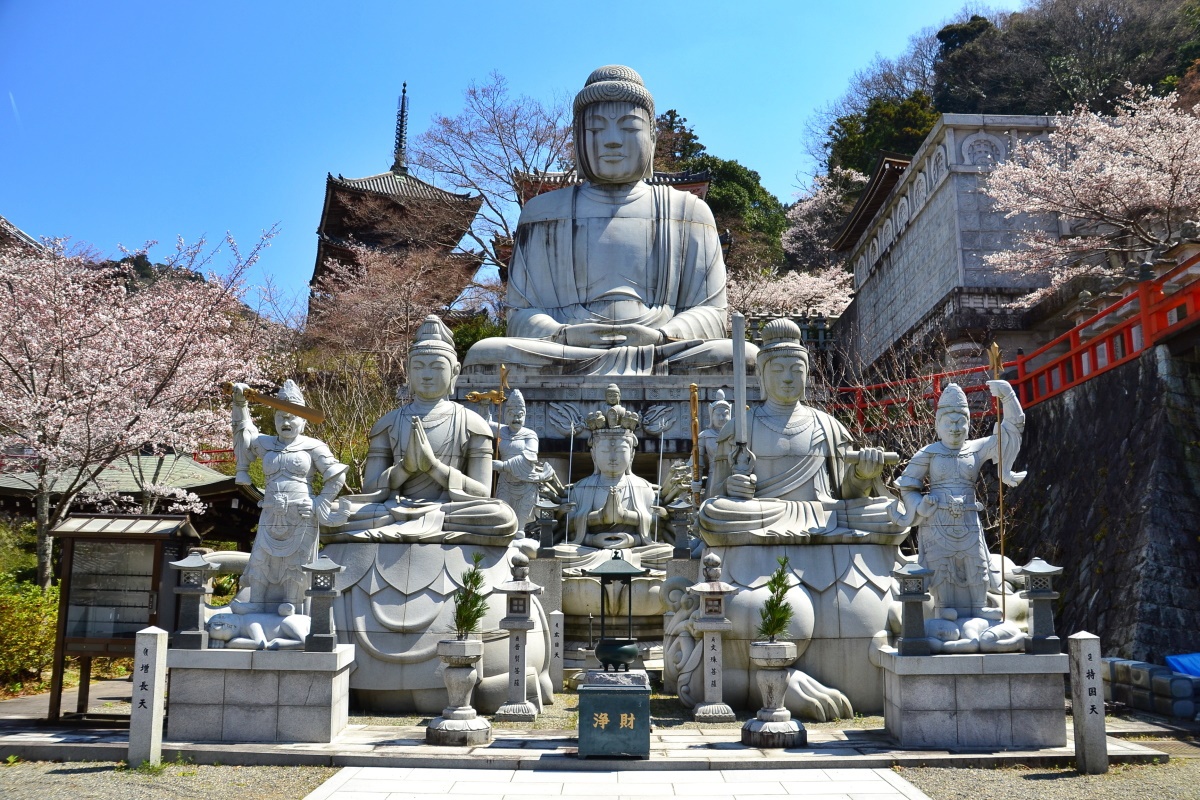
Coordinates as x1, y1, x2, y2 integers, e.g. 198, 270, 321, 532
757, 318, 810, 363
937, 383, 970, 416
410, 315, 457, 360
276, 379, 305, 406
709, 388, 731, 412
585, 405, 640, 434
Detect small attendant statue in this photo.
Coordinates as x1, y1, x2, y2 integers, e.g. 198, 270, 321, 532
697, 389, 731, 495
890, 381, 1026, 622
490, 389, 554, 531
232, 380, 348, 611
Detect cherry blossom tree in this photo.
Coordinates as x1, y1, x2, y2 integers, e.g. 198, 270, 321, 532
983, 87, 1200, 300
782, 167, 869, 271
0, 233, 275, 588
727, 265, 854, 319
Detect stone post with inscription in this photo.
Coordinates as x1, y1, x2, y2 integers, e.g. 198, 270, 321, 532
1069, 631, 1108, 774
128, 626, 167, 767
494, 552, 543, 721
548, 609, 565, 692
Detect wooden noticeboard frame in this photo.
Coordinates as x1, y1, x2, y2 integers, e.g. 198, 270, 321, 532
46, 514, 200, 722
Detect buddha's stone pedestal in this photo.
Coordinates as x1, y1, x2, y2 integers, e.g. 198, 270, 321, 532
165, 645, 353, 743
878, 646, 1067, 749
577, 669, 651, 759
456, 374, 755, 485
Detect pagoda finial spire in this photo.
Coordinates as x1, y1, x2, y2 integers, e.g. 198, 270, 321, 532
391, 82, 409, 175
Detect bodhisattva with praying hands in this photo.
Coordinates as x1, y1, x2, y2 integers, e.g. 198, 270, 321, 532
463, 65, 754, 376
698, 319, 907, 544
322, 316, 518, 543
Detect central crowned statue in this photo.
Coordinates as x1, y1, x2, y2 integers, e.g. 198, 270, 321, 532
463, 65, 751, 376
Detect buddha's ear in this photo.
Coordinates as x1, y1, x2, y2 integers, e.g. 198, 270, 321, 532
449, 360, 462, 394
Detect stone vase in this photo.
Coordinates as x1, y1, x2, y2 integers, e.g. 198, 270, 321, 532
741, 640, 806, 748
426, 638, 492, 745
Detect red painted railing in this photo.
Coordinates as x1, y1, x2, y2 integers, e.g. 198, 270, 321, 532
1012, 250, 1200, 407
831, 249, 1200, 427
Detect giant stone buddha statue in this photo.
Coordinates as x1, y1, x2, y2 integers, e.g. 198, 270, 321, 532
463, 65, 753, 376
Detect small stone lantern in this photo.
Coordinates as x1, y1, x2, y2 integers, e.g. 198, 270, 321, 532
686, 553, 736, 723
667, 497, 694, 558
301, 554, 345, 653
893, 562, 934, 656
534, 497, 559, 557
170, 550, 219, 650
494, 552, 543, 721
583, 550, 649, 672
1018, 557, 1063, 655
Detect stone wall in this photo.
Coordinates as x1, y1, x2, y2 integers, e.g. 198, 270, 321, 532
839, 115, 1059, 370
1008, 346, 1200, 663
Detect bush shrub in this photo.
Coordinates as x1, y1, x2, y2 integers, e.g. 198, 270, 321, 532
0, 577, 59, 689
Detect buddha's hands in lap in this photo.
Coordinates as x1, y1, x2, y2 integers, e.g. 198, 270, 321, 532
725, 473, 757, 500
563, 323, 663, 348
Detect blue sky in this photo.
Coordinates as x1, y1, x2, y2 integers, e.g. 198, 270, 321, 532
0, 1, 1023, 302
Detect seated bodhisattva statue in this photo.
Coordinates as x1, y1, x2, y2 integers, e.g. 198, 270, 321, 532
323, 316, 518, 543
463, 65, 753, 376
698, 319, 907, 544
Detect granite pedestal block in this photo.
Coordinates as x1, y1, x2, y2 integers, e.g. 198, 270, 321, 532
577, 669, 651, 759
878, 646, 1068, 749
165, 645, 354, 743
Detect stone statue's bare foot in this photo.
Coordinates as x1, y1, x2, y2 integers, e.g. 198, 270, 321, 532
784, 668, 854, 722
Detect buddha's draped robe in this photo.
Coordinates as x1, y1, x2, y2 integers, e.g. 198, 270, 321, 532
464, 182, 742, 375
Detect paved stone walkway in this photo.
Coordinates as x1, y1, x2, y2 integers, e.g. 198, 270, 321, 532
303, 766, 933, 800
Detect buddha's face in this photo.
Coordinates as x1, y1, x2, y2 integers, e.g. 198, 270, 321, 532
937, 411, 969, 450
506, 407, 525, 433
760, 355, 809, 405
592, 434, 634, 478
605, 385, 621, 406
275, 411, 306, 442
581, 101, 654, 184
710, 405, 730, 431
409, 354, 458, 401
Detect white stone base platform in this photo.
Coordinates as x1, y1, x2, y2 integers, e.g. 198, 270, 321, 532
165, 645, 354, 744
878, 646, 1068, 749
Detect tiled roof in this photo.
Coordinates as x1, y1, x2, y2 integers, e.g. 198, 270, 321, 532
0, 213, 41, 251
328, 171, 478, 203
0, 453, 256, 497
832, 153, 912, 252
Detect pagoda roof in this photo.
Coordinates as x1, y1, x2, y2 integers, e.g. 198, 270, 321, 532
0, 213, 42, 252
831, 153, 912, 252
327, 170, 479, 204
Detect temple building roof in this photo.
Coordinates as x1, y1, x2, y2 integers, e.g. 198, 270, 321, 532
512, 168, 713, 205
0, 213, 41, 252
831, 153, 912, 252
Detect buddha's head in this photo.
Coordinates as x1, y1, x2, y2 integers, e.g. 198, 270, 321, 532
590, 428, 638, 478
273, 380, 308, 442
574, 66, 656, 185
407, 315, 460, 401
935, 384, 970, 450
604, 383, 621, 407
756, 319, 811, 405
506, 389, 526, 434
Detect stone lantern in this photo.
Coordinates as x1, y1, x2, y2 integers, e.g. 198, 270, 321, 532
582, 550, 649, 672
686, 553, 736, 723
301, 554, 345, 653
170, 550, 218, 650
534, 497, 559, 557
1018, 557, 1063, 655
893, 562, 934, 656
667, 497, 694, 558
494, 552, 543, 721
